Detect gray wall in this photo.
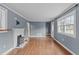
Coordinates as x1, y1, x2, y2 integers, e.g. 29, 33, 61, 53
51, 5, 79, 54
0, 31, 13, 53
0, 4, 28, 54
46, 22, 51, 35
8, 10, 27, 29
30, 22, 46, 37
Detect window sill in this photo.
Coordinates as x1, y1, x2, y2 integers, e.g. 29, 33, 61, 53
0, 29, 11, 31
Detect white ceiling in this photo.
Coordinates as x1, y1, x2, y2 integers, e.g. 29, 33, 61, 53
4, 3, 74, 22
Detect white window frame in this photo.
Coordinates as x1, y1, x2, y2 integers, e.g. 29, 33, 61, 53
57, 10, 76, 38
0, 6, 7, 30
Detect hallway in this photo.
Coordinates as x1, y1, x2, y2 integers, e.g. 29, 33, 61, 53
8, 37, 71, 55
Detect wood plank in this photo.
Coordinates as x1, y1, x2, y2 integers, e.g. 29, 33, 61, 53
8, 37, 71, 55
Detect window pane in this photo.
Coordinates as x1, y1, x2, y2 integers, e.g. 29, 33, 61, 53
57, 13, 75, 36
0, 9, 2, 28
70, 15, 74, 24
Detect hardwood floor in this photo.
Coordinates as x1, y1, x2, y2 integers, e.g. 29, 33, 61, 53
8, 37, 71, 55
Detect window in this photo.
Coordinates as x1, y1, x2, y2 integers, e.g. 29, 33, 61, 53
0, 6, 7, 30
57, 10, 76, 37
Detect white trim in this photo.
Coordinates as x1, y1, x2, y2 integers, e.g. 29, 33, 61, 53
5, 7, 8, 29
2, 48, 14, 55
51, 36, 76, 55
51, 22, 54, 36
13, 28, 25, 48
27, 22, 30, 37
0, 3, 30, 21
0, 5, 8, 30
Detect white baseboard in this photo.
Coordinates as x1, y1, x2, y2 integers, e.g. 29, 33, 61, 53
51, 36, 76, 55
2, 48, 14, 55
